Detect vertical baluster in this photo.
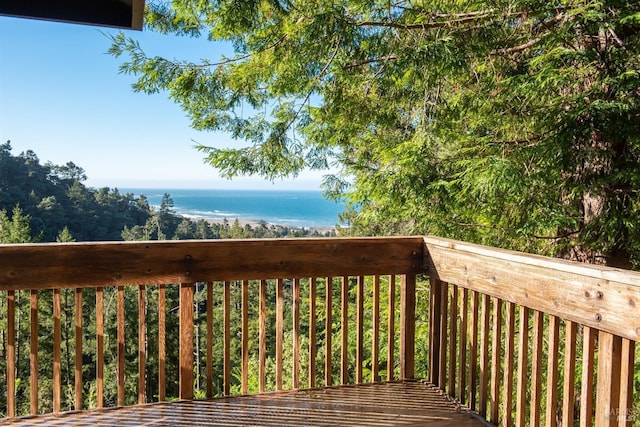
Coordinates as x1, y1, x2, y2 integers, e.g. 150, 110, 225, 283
117, 286, 125, 406
619, 339, 635, 427
530, 310, 544, 427
292, 278, 300, 390
502, 301, 516, 426
75, 288, 82, 410
179, 283, 194, 400
448, 284, 458, 396
96, 287, 104, 408
223, 281, 231, 396
546, 315, 560, 427
158, 284, 166, 402
205, 282, 212, 399
400, 274, 416, 380
516, 306, 529, 427
275, 278, 283, 391
457, 287, 468, 404
341, 276, 348, 385
325, 277, 333, 387
490, 297, 502, 424
468, 290, 479, 411
387, 275, 395, 382
259, 280, 267, 393
30, 289, 38, 415
356, 276, 364, 384
428, 277, 442, 385
241, 280, 249, 394
372, 275, 380, 383
138, 285, 146, 404
309, 277, 317, 388
595, 332, 622, 427
53, 288, 61, 413
478, 294, 490, 418
562, 321, 577, 426
438, 281, 448, 388
6, 290, 15, 418
580, 326, 595, 427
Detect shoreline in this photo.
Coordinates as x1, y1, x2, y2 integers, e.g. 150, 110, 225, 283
203, 217, 337, 234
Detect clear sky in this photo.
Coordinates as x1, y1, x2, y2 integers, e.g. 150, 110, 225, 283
0, 15, 327, 190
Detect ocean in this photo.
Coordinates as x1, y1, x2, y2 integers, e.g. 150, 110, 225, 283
122, 188, 345, 228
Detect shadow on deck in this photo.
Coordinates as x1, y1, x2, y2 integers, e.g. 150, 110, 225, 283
4, 382, 488, 426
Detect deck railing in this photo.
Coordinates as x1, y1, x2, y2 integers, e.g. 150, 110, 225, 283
0, 236, 638, 426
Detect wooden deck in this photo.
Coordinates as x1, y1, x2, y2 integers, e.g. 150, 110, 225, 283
3, 381, 487, 426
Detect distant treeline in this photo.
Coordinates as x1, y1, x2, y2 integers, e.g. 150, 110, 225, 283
0, 141, 336, 244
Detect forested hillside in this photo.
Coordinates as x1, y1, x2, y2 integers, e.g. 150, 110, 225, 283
0, 141, 334, 244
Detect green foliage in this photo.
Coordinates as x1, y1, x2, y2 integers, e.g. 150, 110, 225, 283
0, 205, 34, 243
110, 1, 640, 267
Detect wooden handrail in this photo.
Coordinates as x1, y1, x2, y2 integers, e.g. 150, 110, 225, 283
424, 236, 640, 341
424, 236, 639, 427
0, 237, 424, 290
1, 236, 637, 425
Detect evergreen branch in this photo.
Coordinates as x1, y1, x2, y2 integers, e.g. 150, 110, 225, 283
490, 38, 540, 55
196, 34, 288, 68
343, 55, 398, 70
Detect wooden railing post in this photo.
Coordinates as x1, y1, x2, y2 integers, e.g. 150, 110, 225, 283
428, 276, 442, 384
400, 274, 416, 380
595, 331, 623, 427
179, 282, 194, 400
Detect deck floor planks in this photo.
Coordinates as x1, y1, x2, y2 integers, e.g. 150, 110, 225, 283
4, 381, 489, 426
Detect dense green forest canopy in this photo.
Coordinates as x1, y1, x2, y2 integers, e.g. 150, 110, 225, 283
0, 141, 334, 243
110, 0, 640, 268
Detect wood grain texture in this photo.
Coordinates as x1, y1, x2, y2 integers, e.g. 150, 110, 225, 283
0, 237, 423, 290
458, 287, 469, 405
223, 281, 231, 396
2, 381, 489, 427
595, 331, 622, 427
138, 285, 146, 405
545, 315, 560, 427
158, 284, 166, 402
516, 306, 529, 427
400, 274, 416, 380
30, 289, 38, 415
372, 275, 380, 383
242, 281, 249, 394
502, 301, 516, 427
6, 290, 15, 418
180, 283, 194, 400
74, 288, 82, 411
448, 284, 458, 396
489, 298, 502, 425
341, 276, 349, 385
292, 278, 300, 390
259, 280, 267, 393
53, 289, 61, 413
117, 286, 125, 406
424, 237, 640, 341
562, 321, 577, 427
580, 326, 595, 427
309, 277, 317, 388
276, 278, 284, 391
96, 287, 104, 409
387, 275, 396, 382
356, 276, 364, 384
205, 282, 212, 399
530, 310, 544, 427
325, 277, 333, 387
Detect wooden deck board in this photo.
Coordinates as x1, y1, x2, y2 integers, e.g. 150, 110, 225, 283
3, 382, 488, 426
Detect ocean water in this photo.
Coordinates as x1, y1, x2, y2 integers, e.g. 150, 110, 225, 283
122, 188, 345, 228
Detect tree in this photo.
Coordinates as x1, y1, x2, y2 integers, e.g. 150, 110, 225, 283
110, 1, 640, 267
0, 205, 35, 243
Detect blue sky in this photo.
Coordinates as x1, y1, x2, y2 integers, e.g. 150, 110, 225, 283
0, 15, 326, 190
